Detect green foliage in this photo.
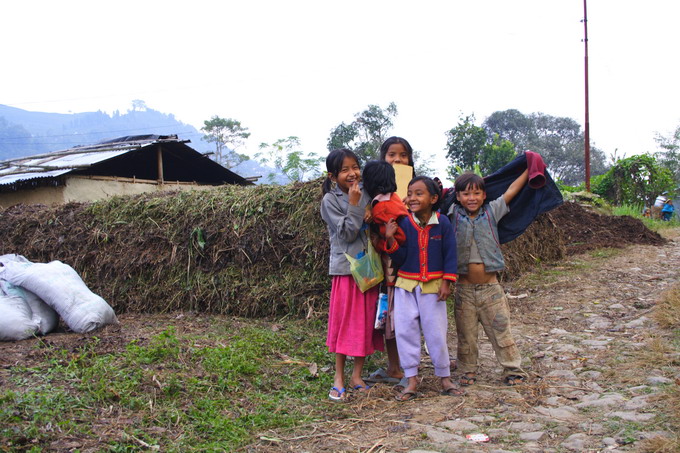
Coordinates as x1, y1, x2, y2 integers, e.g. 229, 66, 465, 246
445, 115, 516, 178
412, 148, 435, 177
479, 134, 517, 175
256, 136, 324, 183
591, 154, 674, 207
655, 124, 680, 188
445, 113, 488, 174
483, 109, 609, 185
201, 116, 251, 168
327, 102, 398, 165
0, 321, 332, 451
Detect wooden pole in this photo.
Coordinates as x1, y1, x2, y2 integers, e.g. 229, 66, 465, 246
157, 146, 164, 184
583, 0, 591, 191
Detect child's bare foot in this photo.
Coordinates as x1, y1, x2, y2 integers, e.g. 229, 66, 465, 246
440, 377, 465, 396
504, 375, 526, 386
459, 372, 476, 386
349, 378, 372, 392
386, 367, 404, 380
394, 376, 419, 402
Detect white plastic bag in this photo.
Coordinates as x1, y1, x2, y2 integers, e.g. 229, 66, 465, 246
0, 280, 58, 335
0, 260, 117, 333
0, 292, 39, 341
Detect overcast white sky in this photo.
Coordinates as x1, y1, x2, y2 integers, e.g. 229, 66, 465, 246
2, 0, 678, 169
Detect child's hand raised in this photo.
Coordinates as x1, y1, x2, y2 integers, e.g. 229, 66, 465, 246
348, 180, 362, 206
364, 205, 373, 223
385, 218, 398, 239
385, 218, 398, 250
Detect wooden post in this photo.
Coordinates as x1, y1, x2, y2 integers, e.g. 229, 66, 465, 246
583, 0, 591, 191
157, 146, 164, 184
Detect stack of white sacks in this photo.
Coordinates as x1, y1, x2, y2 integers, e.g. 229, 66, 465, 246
0, 254, 118, 341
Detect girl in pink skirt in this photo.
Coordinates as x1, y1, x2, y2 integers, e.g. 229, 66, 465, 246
320, 148, 384, 402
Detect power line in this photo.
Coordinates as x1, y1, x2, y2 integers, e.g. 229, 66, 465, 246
0, 124, 206, 145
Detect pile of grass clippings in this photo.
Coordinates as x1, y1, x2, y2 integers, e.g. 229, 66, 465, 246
500, 212, 566, 281
0, 182, 566, 317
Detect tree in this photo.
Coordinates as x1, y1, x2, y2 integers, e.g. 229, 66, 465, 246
412, 149, 435, 177
483, 109, 534, 151
327, 102, 398, 165
201, 116, 251, 168
655, 124, 680, 187
483, 109, 608, 185
256, 136, 324, 183
0, 118, 34, 160
591, 154, 674, 207
131, 99, 147, 111
327, 123, 357, 152
444, 114, 491, 178
479, 134, 517, 176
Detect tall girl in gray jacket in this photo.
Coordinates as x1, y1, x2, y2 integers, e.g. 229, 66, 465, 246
320, 149, 384, 402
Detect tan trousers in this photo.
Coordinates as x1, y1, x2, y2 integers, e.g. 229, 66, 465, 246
454, 283, 526, 379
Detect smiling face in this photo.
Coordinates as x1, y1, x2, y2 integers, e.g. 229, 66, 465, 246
331, 156, 361, 193
384, 143, 410, 166
407, 179, 438, 217
456, 183, 487, 216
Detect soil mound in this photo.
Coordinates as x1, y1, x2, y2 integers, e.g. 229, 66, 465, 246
0, 186, 666, 317
549, 201, 666, 255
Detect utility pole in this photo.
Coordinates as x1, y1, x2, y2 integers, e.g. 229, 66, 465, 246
582, 0, 591, 191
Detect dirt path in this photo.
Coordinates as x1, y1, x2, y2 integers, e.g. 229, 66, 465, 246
255, 228, 680, 452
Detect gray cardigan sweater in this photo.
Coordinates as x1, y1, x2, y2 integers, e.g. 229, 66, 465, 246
320, 185, 370, 275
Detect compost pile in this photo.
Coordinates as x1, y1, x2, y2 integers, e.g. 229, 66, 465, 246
0, 183, 665, 318
547, 201, 666, 255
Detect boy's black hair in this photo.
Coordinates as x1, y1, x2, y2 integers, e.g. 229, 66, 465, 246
379, 136, 415, 168
362, 160, 397, 199
408, 175, 442, 211
454, 172, 485, 194
322, 148, 360, 194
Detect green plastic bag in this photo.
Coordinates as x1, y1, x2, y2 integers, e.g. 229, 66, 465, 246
344, 239, 384, 293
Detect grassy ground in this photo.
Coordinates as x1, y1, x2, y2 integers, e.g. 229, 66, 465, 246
638, 281, 680, 452
2, 225, 679, 452
1, 316, 374, 452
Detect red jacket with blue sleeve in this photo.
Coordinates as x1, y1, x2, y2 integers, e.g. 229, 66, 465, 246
385, 212, 458, 282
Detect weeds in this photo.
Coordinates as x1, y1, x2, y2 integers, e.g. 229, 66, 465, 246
633, 281, 680, 452
0, 319, 341, 451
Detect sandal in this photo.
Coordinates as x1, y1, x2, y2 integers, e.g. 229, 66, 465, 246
352, 384, 372, 392
504, 375, 525, 386
328, 386, 346, 402
364, 368, 400, 384
459, 373, 476, 386
393, 376, 409, 392
441, 386, 465, 396
395, 389, 419, 402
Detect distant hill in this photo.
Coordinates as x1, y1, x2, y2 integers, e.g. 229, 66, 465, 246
0, 104, 207, 158
0, 104, 282, 183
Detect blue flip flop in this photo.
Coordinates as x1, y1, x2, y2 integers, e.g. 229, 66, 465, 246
328, 386, 346, 402
352, 384, 372, 392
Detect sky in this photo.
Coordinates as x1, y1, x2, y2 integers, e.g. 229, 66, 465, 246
1, 0, 679, 172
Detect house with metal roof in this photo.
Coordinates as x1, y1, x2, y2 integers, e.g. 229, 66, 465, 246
0, 134, 253, 208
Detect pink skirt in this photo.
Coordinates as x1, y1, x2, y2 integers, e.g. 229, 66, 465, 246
326, 275, 384, 357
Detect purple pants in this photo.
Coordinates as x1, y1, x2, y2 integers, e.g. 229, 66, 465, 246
394, 286, 451, 378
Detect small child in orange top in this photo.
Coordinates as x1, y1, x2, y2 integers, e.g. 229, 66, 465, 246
362, 160, 409, 252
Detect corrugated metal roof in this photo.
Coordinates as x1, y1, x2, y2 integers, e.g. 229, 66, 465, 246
0, 134, 252, 191
0, 135, 174, 187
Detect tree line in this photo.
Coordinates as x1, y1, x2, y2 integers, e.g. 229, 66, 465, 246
201, 103, 679, 207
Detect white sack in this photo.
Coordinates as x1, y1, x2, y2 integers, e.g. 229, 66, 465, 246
0, 292, 39, 341
0, 260, 117, 333
0, 279, 58, 335
0, 254, 31, 265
